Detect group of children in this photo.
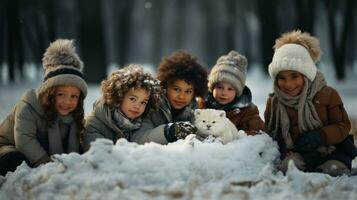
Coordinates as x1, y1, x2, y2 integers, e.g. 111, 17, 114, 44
0, 30, 355, 177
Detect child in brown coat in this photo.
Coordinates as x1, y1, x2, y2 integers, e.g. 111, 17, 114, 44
264, 30, 356, 176
198, 51, 264, 135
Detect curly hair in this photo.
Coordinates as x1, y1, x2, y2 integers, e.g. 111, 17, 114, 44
39, 87, 85, 131
101, 64, 161, 114
274, 30, 321, 63
157, 50, 208, 98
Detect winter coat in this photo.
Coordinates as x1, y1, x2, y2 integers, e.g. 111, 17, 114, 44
0, 89, 81, 166
82, 99, 141, 151
131, 94, 195, 144
264, 85, 351, 146
198, 87, 264, 135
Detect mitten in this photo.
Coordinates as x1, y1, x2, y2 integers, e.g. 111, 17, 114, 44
164, 121, 197, 142
294, 130, 322, 153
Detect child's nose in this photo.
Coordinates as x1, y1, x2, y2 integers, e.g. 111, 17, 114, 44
178, 92, 185, 99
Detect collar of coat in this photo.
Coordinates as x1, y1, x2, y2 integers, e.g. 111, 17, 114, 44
21, 89, 45, 117
90, 99, 141, 135
205, 86, 253, 112
159, 93, 196, 122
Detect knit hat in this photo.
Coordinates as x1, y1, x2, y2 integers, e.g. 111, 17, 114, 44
37, 39, 87, 97
208, 50, 247, 96
268, 30, 321, 82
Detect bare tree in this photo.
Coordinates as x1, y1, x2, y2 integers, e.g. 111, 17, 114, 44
5, 0, 24, 82
324, 0, 355, 80
152, 0, 164, 66
115, 0, 134, 67
44, 0, 56, 41
0, 0, 4, 72
224, 0, 237, 53
294, 0, 316, 33
256, 0, 279, 73
79, 0, 107, 83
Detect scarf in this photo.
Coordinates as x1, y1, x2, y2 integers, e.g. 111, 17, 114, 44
113, 109, 142, 139
267, 71, 327, 149
48, 115, 80, 155
205, 86, 252, 112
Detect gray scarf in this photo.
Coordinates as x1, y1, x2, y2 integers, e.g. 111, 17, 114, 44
48, 115, 80, 155
268, 71, 327, 149
113, 109, 142, 139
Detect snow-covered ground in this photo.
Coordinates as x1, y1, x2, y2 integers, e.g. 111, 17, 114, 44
1, 68, 357, 199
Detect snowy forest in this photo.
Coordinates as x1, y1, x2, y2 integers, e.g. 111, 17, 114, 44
1, 1, 357, 200
0, 0, 357, 83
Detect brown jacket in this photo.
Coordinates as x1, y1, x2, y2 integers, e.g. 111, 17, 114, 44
264, 86, 351, 145
198, 87, 264, 135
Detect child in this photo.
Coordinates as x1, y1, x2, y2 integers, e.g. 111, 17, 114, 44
0, 39, 87, 176
82, 65, 161, 151
265, 30, 356, 176
131, 50, 208, 144
198, 51, 264, 135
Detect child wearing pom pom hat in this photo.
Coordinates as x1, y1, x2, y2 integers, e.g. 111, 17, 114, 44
198, 50, 264, 135
264, 30, 356, 176
0, 39, 87, 175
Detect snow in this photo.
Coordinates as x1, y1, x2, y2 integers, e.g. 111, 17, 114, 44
1, 68, 357, 199
1, 135, 357, 200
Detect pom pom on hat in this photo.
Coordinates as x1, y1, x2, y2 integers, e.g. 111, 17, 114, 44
208, 50, 247, 96
37, 39, 87, 97
268, 30, 321, 82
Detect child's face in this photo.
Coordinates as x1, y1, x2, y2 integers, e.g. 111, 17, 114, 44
277, 70, 305, 97
167, 80, 194, 110
55, 86, 81, 116
120, 87, 150, 120
212, 82, 236, 105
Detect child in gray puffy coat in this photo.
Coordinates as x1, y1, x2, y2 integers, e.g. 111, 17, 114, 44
0, 39, 87, 176
82, 65, 161, 151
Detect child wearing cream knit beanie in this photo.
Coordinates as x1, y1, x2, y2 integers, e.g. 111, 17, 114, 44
265, 30, 355, 176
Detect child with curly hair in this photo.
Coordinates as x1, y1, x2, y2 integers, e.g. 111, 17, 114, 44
131, 50, 208, 144
265, 30, 356, 176
198, 50, 264, 135
82, 65, 161, 151
0, 39, 87, 176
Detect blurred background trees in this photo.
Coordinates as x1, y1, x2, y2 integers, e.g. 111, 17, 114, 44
0, 0, 356, 83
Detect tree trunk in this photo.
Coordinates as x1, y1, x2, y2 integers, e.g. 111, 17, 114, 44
152, 0, 164, 66
294, 0, 316, 33
6, 0, 23, 82
79, 0, 107, 83
116, 0, 134, 67
325, 0, 355, 80
44, 0, 56, 41
256, 0, 279, 73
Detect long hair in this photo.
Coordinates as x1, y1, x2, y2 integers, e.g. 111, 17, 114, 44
39, 87, 85, 131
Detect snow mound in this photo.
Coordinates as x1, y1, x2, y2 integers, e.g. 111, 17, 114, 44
0, 133, 279, 200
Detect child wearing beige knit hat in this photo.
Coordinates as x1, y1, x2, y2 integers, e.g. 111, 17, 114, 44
264, 30, 356, 176
0, 39, 87, 176
198, 50, 264, 136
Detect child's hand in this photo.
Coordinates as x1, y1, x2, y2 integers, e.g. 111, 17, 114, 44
294, 130, 322, 153
164, 122, 197, 142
